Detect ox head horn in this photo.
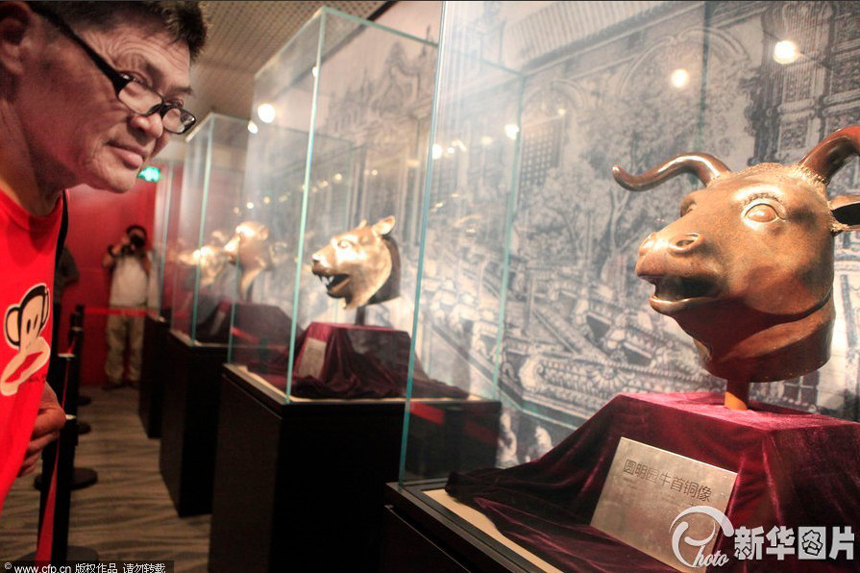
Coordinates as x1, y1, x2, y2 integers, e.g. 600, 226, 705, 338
612, 153, 731, 191
800, 125, 860, 231
800, 125, 860, 183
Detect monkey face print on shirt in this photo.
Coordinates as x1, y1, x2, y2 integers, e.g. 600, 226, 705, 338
0, 188, 62, 516
1, 284, 51, 396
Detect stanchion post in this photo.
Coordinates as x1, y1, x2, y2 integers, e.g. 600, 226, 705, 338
51, 414, 78, 561
64, 319, 84, 419
37, 354, 71, 537
32, 306, 98, 563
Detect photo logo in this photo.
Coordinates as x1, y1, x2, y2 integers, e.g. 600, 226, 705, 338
670, 507, 855, 567
671, 506, 733, 568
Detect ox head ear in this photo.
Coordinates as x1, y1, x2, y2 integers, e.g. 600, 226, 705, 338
830, 195, 860, 231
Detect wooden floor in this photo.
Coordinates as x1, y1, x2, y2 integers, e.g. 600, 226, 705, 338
0, 386, 210, 571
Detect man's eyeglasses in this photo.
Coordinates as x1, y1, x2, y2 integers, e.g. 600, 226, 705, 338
29, 4, 196, 135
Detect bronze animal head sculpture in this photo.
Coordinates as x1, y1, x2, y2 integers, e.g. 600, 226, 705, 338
311, 216, 400, 310
179, 232, 228, 289
224, 221, 274, 301
613, 126, 860, 410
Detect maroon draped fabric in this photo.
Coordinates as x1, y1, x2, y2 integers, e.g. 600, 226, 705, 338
447, 393, 860, 571
252, 322, 468, 399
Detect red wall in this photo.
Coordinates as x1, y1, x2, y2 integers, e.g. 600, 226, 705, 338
58, 180, 157, 386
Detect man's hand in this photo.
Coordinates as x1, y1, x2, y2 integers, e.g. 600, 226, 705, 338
102, 238, 126, 268
18, 384, 67, 477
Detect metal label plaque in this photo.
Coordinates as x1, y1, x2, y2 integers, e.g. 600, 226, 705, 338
295, 337, 327, 379
591, 437, 737, 572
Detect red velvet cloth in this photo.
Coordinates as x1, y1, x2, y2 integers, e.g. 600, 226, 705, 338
252, 322, 468, 400
447, 393, 860, 571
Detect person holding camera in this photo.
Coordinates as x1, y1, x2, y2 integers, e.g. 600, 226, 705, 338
102, 224, 151, 390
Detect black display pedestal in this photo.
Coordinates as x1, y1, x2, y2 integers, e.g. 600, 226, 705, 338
138, 314, 169, 438
381, 482, 537, 573
208, 365, 500, 573
158, 330, 228, 516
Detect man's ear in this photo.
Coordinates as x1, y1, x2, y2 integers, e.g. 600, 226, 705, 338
830, 195, 860, 231
0, 2, 33, 78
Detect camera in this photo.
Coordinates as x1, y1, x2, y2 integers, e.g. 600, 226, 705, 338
120, 228, 147, 256
129, 234, 146, 249
120, 225, 146, 256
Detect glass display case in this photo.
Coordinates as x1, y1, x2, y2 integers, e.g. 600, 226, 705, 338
225, 6, 457, 404
210, 8, 501, 573
139, 158, 183, 438
384, 2, 860, 572
158, 113, 253, 515
169, 113, 250, 345
147, 159, 183, 320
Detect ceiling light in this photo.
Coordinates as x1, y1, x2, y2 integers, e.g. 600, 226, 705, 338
257, 103, 276, 124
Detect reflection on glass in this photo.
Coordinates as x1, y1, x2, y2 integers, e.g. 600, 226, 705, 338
170, 114, 248, 344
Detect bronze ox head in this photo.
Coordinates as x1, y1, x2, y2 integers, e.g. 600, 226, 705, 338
613, 126, 860, 408
311, 216, 400, 310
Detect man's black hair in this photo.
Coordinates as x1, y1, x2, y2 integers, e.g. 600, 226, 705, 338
126, 224, 147, 240
28, 1, 207, 62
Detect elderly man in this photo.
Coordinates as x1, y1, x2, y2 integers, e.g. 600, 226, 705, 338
0, 1, 206, 515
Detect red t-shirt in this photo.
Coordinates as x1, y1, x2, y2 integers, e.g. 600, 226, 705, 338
0, 190, 62, 515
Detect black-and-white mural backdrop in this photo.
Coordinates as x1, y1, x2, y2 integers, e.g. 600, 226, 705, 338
250, 1, 860, 467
